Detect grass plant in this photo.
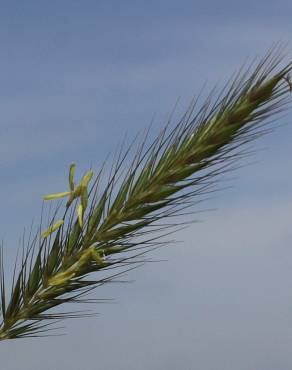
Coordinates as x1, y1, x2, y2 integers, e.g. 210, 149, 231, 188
0, 47, 291, 340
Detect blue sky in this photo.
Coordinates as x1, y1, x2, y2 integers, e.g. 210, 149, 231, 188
0, 1, 292, 369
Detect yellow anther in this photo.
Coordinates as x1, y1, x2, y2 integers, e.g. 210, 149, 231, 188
80, 187, 88, 210
43, 164, 94, 227
66, 170, 93, 208
69, 163, 76, 191
77, 204, 84, 227
48, 248, 105, 288
41, 219, 64, 238
43, 192, 71, 201
80, 170, 93, 187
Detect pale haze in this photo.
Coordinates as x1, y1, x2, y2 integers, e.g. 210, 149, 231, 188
0, 2, 292, 370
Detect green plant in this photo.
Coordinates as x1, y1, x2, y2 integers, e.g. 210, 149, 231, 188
0, 48, 291, 340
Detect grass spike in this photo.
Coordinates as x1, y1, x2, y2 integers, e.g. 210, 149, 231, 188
0, 48, 291, 341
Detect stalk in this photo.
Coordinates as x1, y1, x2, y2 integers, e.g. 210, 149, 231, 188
0, 49, 291, 340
